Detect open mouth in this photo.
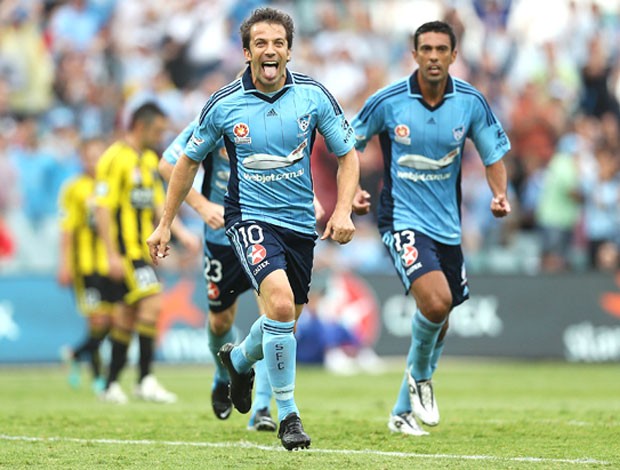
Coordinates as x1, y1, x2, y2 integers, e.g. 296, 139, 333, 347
262, 61, 279, 80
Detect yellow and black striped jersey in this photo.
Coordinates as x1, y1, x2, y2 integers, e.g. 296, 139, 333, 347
94, 141, 164, 262
59, 175, 109, 276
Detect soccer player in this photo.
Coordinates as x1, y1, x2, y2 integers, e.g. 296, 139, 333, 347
160, 125, 277, 431
351, 21, 511, 436
147, 7, 361, 450
95, 102, 198, 404
58, 137, 118, 393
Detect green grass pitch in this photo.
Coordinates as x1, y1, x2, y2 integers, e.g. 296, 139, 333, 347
1, 359, 619, 469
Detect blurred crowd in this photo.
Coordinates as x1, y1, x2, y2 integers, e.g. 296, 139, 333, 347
0, 0, 619, 275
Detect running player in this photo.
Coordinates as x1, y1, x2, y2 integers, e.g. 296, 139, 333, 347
147, 7, 362, 450
160, 123, 276, 431
352, 20, 511, 435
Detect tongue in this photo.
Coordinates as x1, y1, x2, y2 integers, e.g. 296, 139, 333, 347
263, 65, 277, 80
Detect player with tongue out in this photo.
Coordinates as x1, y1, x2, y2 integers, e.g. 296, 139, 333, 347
148, 7, 368, 451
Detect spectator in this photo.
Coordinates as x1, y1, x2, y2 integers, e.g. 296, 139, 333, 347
535, 138, 582, 272
580, 33, 620, 121
47, 0, 105, 55
0, 2, 54, 115
580, 140, 620, 270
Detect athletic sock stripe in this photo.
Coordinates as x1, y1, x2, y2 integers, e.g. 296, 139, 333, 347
263, 324, 294, 334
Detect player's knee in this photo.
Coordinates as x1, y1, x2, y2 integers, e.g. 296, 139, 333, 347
420, 295, 452, 322
265, 296, 295, 322
209, 310, 234, 335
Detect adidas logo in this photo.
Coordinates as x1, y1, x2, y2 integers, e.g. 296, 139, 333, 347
266, 108, 278, 117
427, 117, 436, 124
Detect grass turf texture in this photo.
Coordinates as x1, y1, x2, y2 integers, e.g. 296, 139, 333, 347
1, 359, 618, 469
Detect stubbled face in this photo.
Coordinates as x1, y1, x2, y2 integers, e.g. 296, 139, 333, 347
413, 32, 456, 84
140, 115, 168, 151
244, 21, 290, 93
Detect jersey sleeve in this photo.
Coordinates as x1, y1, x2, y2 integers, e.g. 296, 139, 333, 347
184, 100, 222, 162
316, 90, 355, 157
94, 152, 122, 209
468, 97, 511, 166
58, 181, 76, 231
151, 154, 166, 206
351, 93, 386, 152
163, 119, 198, 164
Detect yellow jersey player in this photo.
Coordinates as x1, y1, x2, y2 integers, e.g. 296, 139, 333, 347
95, 102, 198, 404
58, 137, 122, 394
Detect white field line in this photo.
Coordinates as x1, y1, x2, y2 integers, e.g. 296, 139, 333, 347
0, 434, 608, 465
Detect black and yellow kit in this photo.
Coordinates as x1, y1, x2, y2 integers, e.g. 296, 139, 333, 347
59, 175, 121, 314
95, 141, 165, 305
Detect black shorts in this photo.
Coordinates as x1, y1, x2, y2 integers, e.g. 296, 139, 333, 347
382, 229, 469, 307
74, 274, 123, 315
204, 241, 252, 313
122, 258, 161, 305
100, 275, 126, 305
226, 220, 317, 305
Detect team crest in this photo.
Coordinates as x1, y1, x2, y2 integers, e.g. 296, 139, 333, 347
452, 125, 465, 142
394, 124, 411, 145
233, 122, 251, 144
401, 245, 418, 267
247, 244, 267, 265
208, 281, 220, 300
297, 114, 311, 133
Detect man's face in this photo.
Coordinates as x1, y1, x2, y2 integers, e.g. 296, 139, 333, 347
81, 140, 105, 176
413, 32, 456, 84
141, 115, 168, 151
244, 21, 290, 93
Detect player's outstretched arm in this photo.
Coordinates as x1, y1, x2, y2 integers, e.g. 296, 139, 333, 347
158, 158, 224, 230
148, 154, 200, 265
485, 159, 511, 218
321, 147, 360, 244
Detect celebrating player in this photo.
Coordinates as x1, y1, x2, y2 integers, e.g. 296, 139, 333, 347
160, 125, 277, 431
147, 7, 361, 450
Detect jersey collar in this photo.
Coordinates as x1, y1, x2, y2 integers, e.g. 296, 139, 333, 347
241, 66, 294, 103
408, 70, 455, 103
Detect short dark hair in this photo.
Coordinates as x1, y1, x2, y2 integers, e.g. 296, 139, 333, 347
128, 102, 165, 130
413, 21, 456, 51
239, 7, 295, 51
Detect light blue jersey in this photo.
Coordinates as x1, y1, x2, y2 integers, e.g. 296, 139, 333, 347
184, 67, 355, 235
352, 72, 510, 244
163, 119, 229, 245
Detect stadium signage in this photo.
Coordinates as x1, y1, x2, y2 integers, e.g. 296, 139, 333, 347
1, 272, 619, 363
